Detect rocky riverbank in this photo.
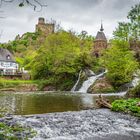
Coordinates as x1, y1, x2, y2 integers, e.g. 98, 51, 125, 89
1, 109, 140, 140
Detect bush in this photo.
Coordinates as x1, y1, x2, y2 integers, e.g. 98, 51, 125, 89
0, 122, 36, 139
112, 98, 140, 117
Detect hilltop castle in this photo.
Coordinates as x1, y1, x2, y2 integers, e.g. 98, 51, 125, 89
36, 17, 55, 36
93, 23, 108, 57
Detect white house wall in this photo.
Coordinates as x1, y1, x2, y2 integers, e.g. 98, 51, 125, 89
0, 61, 18, 70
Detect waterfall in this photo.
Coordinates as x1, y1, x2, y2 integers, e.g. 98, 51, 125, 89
132, 76, 140, 87
78, 71, 106, 93
72, 68, 140, 94
71, 70, 82, 92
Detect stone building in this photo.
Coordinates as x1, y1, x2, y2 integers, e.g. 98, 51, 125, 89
93, 23, 107, 57
36, 17, 55, 36
0, 48, 19, 75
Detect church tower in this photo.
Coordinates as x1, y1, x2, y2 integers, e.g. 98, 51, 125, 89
93, 23, 107, 57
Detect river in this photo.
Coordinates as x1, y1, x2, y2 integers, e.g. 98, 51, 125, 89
0, 92, 139, 140
0, 91, 125, 115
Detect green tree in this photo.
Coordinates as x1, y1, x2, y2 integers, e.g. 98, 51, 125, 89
127, 3, 140, 39
113, 3, 140, 41
113, 22, 130, 41
30, 31, 94, 90
100, 40, 138, 88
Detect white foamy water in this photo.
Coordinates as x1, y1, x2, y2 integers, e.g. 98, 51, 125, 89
71, 70, 82, 92
132, 77, 140, 87
12, 109, 140, 140
78, 71, 106, 93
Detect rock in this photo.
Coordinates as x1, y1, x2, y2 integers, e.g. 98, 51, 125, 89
5, 116, 13, 120
137, 102, 140, 107
43, 86, 56, 91
88, 77, 115, 94
126, 83, 140, 97
84, 69, 95, 77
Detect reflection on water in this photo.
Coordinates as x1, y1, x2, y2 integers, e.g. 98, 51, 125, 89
0, 92, 124, 115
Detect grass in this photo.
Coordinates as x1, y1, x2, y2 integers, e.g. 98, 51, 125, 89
0, 78, 37, 88
0, 77, 56, 91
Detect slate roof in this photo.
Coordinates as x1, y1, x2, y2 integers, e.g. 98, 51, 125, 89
95, 23, 107, 41
95, 31, 107, 41
0, 48, 16, 62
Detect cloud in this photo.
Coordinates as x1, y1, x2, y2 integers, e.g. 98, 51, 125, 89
0, 0, 139, 42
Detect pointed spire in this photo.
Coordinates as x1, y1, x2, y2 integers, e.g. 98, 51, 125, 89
100, 20, 104, 32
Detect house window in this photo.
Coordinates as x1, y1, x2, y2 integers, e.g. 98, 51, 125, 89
6, 55, 11, 60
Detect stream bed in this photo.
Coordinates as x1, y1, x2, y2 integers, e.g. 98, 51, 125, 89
3, 109, 140, 140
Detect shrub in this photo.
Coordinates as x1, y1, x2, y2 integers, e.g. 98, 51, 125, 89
112, 98, 140, 117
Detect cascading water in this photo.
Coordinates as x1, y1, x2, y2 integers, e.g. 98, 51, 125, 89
72, 69, 140, 94
78, 71, 106, 93
132, 75, 140, 87
71, 70, 82, 92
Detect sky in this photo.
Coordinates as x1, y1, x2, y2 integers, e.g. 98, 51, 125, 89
0, 0, 139, 42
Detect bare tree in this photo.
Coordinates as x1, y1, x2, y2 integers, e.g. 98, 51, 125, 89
0, 0, 47, 11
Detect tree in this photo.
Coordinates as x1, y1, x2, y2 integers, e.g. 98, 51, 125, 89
113, 3, 140, 41
0, 0, 47, 11
113, 22, 130, 41
127, 3, 140, 39
100, 40, 138, 88
29, 31, 94, 90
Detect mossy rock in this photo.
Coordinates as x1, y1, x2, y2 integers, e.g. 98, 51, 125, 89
127, 83, 140, 97
88, 77, 115, 94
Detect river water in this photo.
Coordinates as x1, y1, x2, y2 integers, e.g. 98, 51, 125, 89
0, 92, 125, 115
0, 92, 139, 140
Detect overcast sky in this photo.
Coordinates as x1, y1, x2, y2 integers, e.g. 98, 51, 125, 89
0, 0, 139, 42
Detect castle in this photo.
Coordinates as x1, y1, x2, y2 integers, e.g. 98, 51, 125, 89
17, 17, 108, 58
93, 23, 108, 57
36, 17, 55, 36
36, 17, 108, 57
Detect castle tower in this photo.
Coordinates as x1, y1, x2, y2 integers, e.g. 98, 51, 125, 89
36, 17, 55, 36
93, 23, 107, 57
38, 17, 45, 24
